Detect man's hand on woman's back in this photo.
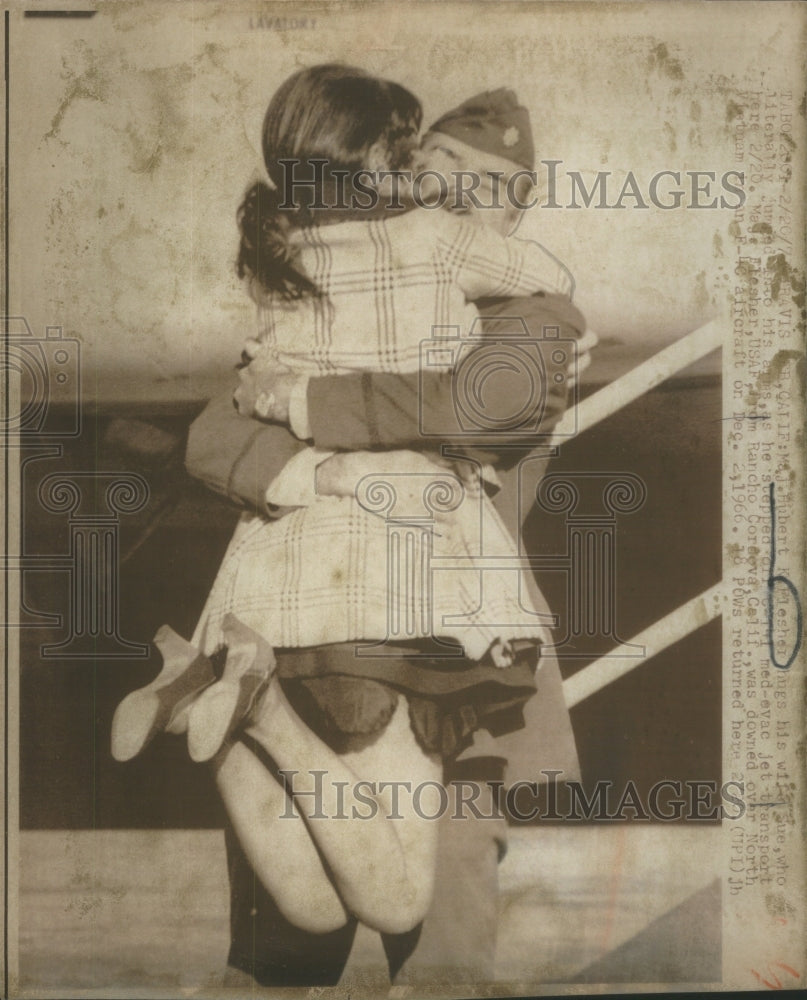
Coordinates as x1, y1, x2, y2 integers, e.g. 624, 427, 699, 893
233, 353, 296, 423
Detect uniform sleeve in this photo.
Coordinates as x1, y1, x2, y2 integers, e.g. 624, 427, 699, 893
307, 293, 587, 467
307, 368, 457, 451
185, 386, 308, 518
437, 215, 574, 301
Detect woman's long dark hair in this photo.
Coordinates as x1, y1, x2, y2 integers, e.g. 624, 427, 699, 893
237, 64, 422, 300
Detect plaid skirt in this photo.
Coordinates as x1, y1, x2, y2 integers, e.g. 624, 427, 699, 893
192, 501, 547, 757
192, 496, 551, 662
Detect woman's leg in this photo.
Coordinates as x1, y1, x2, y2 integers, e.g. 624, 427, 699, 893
213, 734, 350, 934
242, 678, 441, 935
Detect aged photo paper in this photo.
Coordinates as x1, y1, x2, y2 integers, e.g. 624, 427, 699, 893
1, 1, 805, 997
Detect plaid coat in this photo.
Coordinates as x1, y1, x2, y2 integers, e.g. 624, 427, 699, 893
194, 210, 571, 659
254, 209, 572, 375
